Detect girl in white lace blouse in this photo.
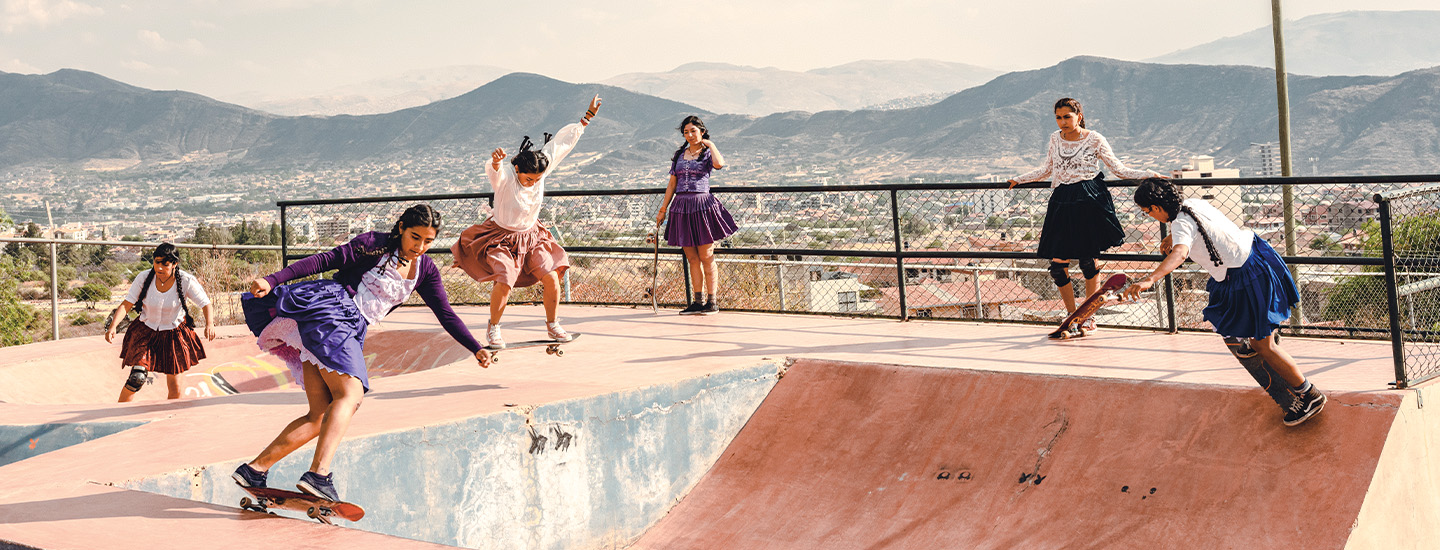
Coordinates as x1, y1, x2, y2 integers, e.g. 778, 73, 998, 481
1007, 97, 1163, 326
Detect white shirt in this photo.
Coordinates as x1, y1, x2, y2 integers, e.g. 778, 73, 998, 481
1170, 198, 1254, 282
486, 122, 586, 231
124, 269, 211, 331
353, 253, 419, 326
1013, 130, 1158, 185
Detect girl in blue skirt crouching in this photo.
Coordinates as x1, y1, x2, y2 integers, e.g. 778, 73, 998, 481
1123, 178, 1325, 426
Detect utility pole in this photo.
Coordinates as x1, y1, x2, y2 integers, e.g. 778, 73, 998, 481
1271, 0, 1302, 328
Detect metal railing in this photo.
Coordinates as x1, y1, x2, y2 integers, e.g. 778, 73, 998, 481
6, 174, 1438, 388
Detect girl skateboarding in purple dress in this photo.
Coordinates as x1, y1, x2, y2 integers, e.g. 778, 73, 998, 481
656, 116, 737, 314
450, 95, 600, 347
232, 204, 488, 501
1008, 98, 1163, 330
1123, 178, 1324, 426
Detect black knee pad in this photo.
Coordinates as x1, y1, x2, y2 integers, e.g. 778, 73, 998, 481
1048, 261, 1071, 288
1079, 258, 1100, 280
124, 366, 150, 392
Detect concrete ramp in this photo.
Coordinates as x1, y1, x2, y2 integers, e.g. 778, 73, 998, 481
634, 359, 1434, 549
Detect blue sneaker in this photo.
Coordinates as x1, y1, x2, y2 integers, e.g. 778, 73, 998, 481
232, 463, 268, 488
297, 471, 339, 502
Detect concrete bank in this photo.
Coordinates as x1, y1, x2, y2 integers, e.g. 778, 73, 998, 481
123, 361, 781, 549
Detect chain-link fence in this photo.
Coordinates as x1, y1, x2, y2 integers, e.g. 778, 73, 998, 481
1376, 183, 1440, 388
275, 177, 1430, 334
0, 238, 292, 346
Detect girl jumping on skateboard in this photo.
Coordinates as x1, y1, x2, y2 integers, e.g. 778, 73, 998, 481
450, 94, 600, 347
104, 243, 216, 402
232, 204, 488, 501
1122, 178, 1325, 426
1008, 98, 1163, 330
656, 115, 737, 315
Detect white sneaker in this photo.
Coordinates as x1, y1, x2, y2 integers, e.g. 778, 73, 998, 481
486, 324, 505, 349
546, 321, 571, 342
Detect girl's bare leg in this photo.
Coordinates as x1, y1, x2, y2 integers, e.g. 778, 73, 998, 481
489, 282, 512, 325
249, 362, 332, 470
307, 367, 364, 475
1053, 259, 1077, 314
1251, 333, 1307, 387
541, 271, 561, 322
684, 246, 703, 295
165, 373, 182, 399
698, 243, 718, 297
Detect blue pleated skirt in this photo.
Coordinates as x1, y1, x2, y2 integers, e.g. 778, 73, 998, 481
1203, 235, 1300, 340
242, 279, 371, 391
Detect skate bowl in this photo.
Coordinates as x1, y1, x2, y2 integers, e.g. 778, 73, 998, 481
0, 306, 1434, 549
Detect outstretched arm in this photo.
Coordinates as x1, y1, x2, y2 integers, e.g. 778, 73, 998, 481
1097, 134, 1161, 180
1122, 244, 1190, 301
1010, 136, 1054, 189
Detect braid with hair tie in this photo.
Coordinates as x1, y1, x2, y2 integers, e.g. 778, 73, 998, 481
518, 136, 534, 152
174, 270, 196, 328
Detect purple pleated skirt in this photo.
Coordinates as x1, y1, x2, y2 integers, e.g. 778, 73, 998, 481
242, 279, 371, 392
665, 192, 738, 247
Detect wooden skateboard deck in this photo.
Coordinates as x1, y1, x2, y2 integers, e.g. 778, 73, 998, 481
238, 485, 365, 524
1049, 273, 1128, 340
485, 333, 581, 363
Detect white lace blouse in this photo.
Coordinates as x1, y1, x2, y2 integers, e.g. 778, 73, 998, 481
485, 122, 586, 231
354, 253, 419, 326
1013, 130, 1159, 186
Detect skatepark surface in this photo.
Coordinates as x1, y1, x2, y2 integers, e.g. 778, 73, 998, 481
0, 304, 1434, 549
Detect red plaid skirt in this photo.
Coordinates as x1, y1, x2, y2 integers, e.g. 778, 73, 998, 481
119, 321, 206, 375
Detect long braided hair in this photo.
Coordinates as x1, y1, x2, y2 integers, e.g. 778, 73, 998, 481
134, 243, 196, 328
363, 204, 443, 271
1135, 178, 1222, 266
672, 115, 711, 165
512, 134, 553, 174
1055, 97, 1087, 128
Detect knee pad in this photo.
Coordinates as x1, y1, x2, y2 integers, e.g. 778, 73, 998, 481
1048, 261, 1071, 288
124, 366, 150, 392
1079, 258, 1100, 280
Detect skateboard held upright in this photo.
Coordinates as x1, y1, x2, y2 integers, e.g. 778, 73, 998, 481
1223, 335, 1297, 409
1049, 273, 1128, 340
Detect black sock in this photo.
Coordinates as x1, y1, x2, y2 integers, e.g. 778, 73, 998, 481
1292, 380, 1312, 393
693, 291, 705, 304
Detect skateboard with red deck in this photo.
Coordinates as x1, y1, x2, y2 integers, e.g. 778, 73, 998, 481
1049, 273, 1128, 340
237, 485, 364, 524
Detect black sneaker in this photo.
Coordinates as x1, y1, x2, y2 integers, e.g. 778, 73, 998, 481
232, 463, 268, 488
1283, 386, 1327, 427
699, 301, 719, 315
297, 471, 339, 502
678, 301, 705, 315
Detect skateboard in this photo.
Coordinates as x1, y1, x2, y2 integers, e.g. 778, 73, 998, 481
1223, 335, 1297, 410
1049, 273, 1128, 340
237, 485, 365, 524
648, 222, 661, 314
485, 333, 581, 363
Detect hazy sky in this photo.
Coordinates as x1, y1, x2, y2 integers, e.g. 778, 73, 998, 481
0, 0, 1434, 101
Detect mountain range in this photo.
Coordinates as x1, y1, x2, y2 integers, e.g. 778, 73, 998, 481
2, 55, 1439, 177
601, 60, 1000, 116
1148, 10, 1440, 76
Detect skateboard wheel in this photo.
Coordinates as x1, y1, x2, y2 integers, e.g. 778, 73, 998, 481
240, 497, 253, 509
307, 506, 320, 519
554, 349, 564, 357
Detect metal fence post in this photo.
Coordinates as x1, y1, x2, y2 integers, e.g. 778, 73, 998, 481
1159, 223, 1177, 333
49, 240, 59, 341
776, 262, 787, 311
890, 189, 908, 321
280, 204, 290, 268
1377, 197, 1407, 388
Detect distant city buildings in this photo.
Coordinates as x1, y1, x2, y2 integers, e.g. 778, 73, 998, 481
1172, 155, 1243, 222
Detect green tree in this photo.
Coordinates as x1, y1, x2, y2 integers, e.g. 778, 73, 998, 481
1324, 218, 1440, 325
74, 283, 111, 309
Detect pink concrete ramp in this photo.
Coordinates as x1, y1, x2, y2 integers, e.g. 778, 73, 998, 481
633, 359, 1429, 549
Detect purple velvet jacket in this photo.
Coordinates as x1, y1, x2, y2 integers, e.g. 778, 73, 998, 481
263, 231, 482, 353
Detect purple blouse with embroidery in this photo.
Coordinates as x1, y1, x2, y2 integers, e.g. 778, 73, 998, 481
670, 148, 721, 193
